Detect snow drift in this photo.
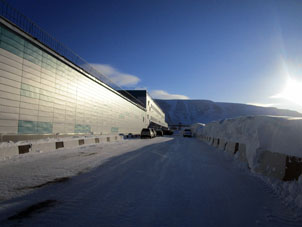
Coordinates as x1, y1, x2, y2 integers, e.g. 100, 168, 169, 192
0, 135, 123, 161
190, 123, 205, 136
194, 116, 302, 181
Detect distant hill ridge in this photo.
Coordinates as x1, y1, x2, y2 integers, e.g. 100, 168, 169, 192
155, 99, 302, 125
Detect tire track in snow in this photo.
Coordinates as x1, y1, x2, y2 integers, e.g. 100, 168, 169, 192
1, 137, 301, 226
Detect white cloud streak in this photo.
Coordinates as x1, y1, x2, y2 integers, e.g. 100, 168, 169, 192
91, 64, 140, 87
89, 64, 188, 100
150, 90, 189, 100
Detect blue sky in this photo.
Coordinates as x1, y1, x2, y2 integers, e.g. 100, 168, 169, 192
8, 0, 302, 112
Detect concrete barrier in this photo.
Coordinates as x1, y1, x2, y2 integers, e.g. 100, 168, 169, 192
56, 141, 64, 149
211, 138, 215, 146
0, 135, 124, 160
196, 133, 248, 164
32, 142, 56, 153
213, 138, 219, 147
64, 139, 80, 149
195, 116, 302, 181
197, 133, 248, 163
78, 139, 85, 146
223, 142, 228, 151
284, 156, 302, 181
225, 142, 236, 155
254, 150, 287, 180
199, 133, 299, 181
218, 139, 226, 151
18, 144, 31, 154
235, 143, 247, 163
209, 138, 248, 163
84, 138, 96, 145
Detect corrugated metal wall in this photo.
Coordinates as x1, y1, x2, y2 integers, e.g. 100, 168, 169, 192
0, 22, 150, 136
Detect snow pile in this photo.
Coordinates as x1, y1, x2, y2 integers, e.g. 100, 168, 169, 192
195, 115, 302, 169
0, 135, 123, 161
195, 115, 302, 209
190, 123, 205, 136
262, 174, 302, 209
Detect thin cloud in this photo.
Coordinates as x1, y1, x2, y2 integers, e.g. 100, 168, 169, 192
91, 64, 140, 87
134, 86, 148, 90
150, 90, 189, 100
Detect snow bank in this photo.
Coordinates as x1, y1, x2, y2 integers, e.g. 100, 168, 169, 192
0, 135, 123, 161
190, 123, 205, 136
195, 116, 302, 181
194, 115, 302, 209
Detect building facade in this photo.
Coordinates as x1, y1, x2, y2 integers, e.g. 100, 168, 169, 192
119, 90, 168, 129
0, 17, 167, 141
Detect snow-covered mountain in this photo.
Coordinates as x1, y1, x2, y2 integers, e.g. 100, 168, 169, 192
155, 99, 302, 125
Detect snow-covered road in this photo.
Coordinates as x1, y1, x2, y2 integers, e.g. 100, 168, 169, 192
0, 136, 301, 226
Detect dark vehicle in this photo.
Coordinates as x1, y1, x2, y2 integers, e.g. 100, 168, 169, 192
141, 128, 154, 139
156, 129, 164, 136
163, 129, 173, 135
183, 129, 192, 137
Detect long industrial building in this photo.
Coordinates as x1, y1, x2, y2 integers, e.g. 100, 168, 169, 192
0, 4, 167, 142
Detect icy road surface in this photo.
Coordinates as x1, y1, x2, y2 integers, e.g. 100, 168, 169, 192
0, 136, 301, 226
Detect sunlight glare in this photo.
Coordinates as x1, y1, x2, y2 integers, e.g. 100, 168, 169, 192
275, 77, 302, 106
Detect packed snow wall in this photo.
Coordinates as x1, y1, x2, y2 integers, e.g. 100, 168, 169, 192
0, 19, 150, 141
194, 116, 302, 181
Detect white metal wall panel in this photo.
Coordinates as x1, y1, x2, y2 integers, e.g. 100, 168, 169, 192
0, 22, 149, 136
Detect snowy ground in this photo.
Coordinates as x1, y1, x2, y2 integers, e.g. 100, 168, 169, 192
0, 136, 302, 226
